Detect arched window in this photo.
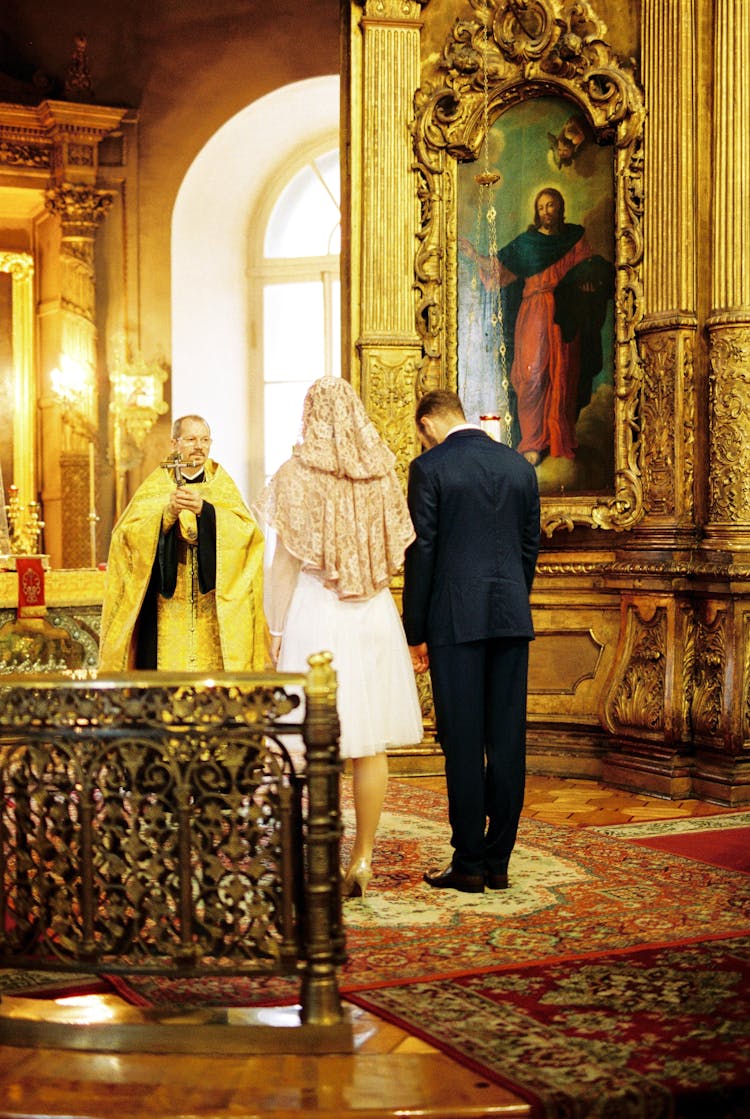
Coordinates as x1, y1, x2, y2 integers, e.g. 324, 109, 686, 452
258, 148, 340, 483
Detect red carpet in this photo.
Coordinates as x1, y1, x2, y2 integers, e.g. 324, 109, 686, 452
629, 826, 750, 875
103, 783, 750, 1011
346, 934, 750, 1119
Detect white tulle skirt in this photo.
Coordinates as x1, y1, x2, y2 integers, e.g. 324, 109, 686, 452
277, 571, 424, 758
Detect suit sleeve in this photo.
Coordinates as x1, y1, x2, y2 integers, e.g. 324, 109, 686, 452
522, 472, 541, 594
402, 456, 438, 647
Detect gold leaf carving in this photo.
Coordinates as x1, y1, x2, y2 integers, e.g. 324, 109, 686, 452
45, 183, 114, 232
0, 140, 50, 168
67, 142, 95, 167
364, 0, 423, 18
686, 607, 726, 741
535, 555, 750, 581
610, 606, 666, 733
708, 325, 750, 523
366, 353, 420, 488
639, 333, 676, 516
0, 251, 33, 282
681, 339, 696, 520
681, 603, 696, 742
635, 324, 698, 523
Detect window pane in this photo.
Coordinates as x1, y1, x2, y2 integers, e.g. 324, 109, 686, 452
264, 380, 314, 480
264, 283, 325, 382
314, 150, 340, 208
327, 224, 341, 255
265, 157, 341, 258
261, 150, 341, 487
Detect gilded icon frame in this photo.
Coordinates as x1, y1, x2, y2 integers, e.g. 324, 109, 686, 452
412, 0, 645, 535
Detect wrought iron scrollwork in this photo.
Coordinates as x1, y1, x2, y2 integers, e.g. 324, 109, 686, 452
0, 665, 344, 1007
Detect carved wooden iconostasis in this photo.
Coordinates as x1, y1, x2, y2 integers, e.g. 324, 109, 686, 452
348, 0, 750, 805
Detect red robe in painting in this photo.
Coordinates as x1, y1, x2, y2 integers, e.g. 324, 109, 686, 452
510, 235, 593, 460
475, 221, 612, 462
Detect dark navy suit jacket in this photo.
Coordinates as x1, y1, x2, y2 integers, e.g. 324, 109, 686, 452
403, 428, 540, 648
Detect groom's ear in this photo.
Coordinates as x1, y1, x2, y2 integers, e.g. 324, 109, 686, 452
417, 415, 436, 449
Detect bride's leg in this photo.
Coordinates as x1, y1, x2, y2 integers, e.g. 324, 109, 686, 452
350, 752, 388, 863
342, 752, 388, 897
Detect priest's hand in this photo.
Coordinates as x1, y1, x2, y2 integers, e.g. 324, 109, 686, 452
168, 487, 204, 517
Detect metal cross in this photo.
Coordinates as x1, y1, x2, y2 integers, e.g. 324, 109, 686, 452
160, 454, 198, 487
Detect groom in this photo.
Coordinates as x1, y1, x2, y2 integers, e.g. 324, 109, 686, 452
402, 390, 540, 893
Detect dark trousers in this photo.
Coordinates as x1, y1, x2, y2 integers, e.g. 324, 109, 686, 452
428, 637, 529, 877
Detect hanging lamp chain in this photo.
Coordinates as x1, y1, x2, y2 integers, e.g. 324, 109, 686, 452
477, 3, 509, 427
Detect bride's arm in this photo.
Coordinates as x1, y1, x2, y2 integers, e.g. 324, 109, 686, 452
265, 536, 302, 650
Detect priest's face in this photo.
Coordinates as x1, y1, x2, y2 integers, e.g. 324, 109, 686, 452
173, 418, 212, 470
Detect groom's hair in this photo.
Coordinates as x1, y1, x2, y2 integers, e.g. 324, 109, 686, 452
415, 390, 466, 425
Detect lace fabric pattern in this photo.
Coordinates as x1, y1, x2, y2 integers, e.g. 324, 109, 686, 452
256, 377, 415, 600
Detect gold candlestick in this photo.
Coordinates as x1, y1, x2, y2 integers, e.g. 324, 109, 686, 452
88, 441, 98, 567
5, 484, 45, 556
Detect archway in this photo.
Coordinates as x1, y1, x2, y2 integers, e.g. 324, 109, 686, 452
171, 75, 339, 502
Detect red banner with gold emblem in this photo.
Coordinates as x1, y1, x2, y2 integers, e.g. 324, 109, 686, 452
16, 556, 46, 618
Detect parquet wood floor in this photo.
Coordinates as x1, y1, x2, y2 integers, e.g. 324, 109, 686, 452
0, 775, 738, 1119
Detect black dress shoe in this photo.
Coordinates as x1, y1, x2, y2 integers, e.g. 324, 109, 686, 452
485, 872, 509, 890
423, 866, 485, 893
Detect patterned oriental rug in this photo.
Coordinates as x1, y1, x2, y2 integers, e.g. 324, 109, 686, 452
101, 782, 750, 1011
346, 935, 750, 1119
0, 970, 108, 1000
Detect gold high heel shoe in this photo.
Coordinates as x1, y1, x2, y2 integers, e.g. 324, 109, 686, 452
341, 857, 372, 899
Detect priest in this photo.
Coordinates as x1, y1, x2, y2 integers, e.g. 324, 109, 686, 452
98, 414, 267, 672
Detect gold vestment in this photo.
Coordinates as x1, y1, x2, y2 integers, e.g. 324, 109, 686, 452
99, 460, 267, 672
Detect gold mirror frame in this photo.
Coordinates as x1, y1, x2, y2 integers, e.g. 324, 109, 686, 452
0, 251, 35, 516
412, 0, 645, 535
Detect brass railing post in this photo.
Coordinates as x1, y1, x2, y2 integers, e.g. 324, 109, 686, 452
300, 652, 345, 1025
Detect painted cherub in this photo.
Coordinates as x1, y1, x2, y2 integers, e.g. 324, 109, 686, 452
547, 114, 587, 168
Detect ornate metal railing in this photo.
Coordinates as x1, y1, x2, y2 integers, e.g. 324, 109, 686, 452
0, 652, 349, 1048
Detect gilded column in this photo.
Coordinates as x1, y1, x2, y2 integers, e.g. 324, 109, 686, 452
45, 185, 113, 416
635, 0, 698, 545
601, 0, 699, 796
44, 184, 113, 569
351, 0, 427, 484
704, 0, 750, 553
36, 101, 125, 569
689, 0, 750, 802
